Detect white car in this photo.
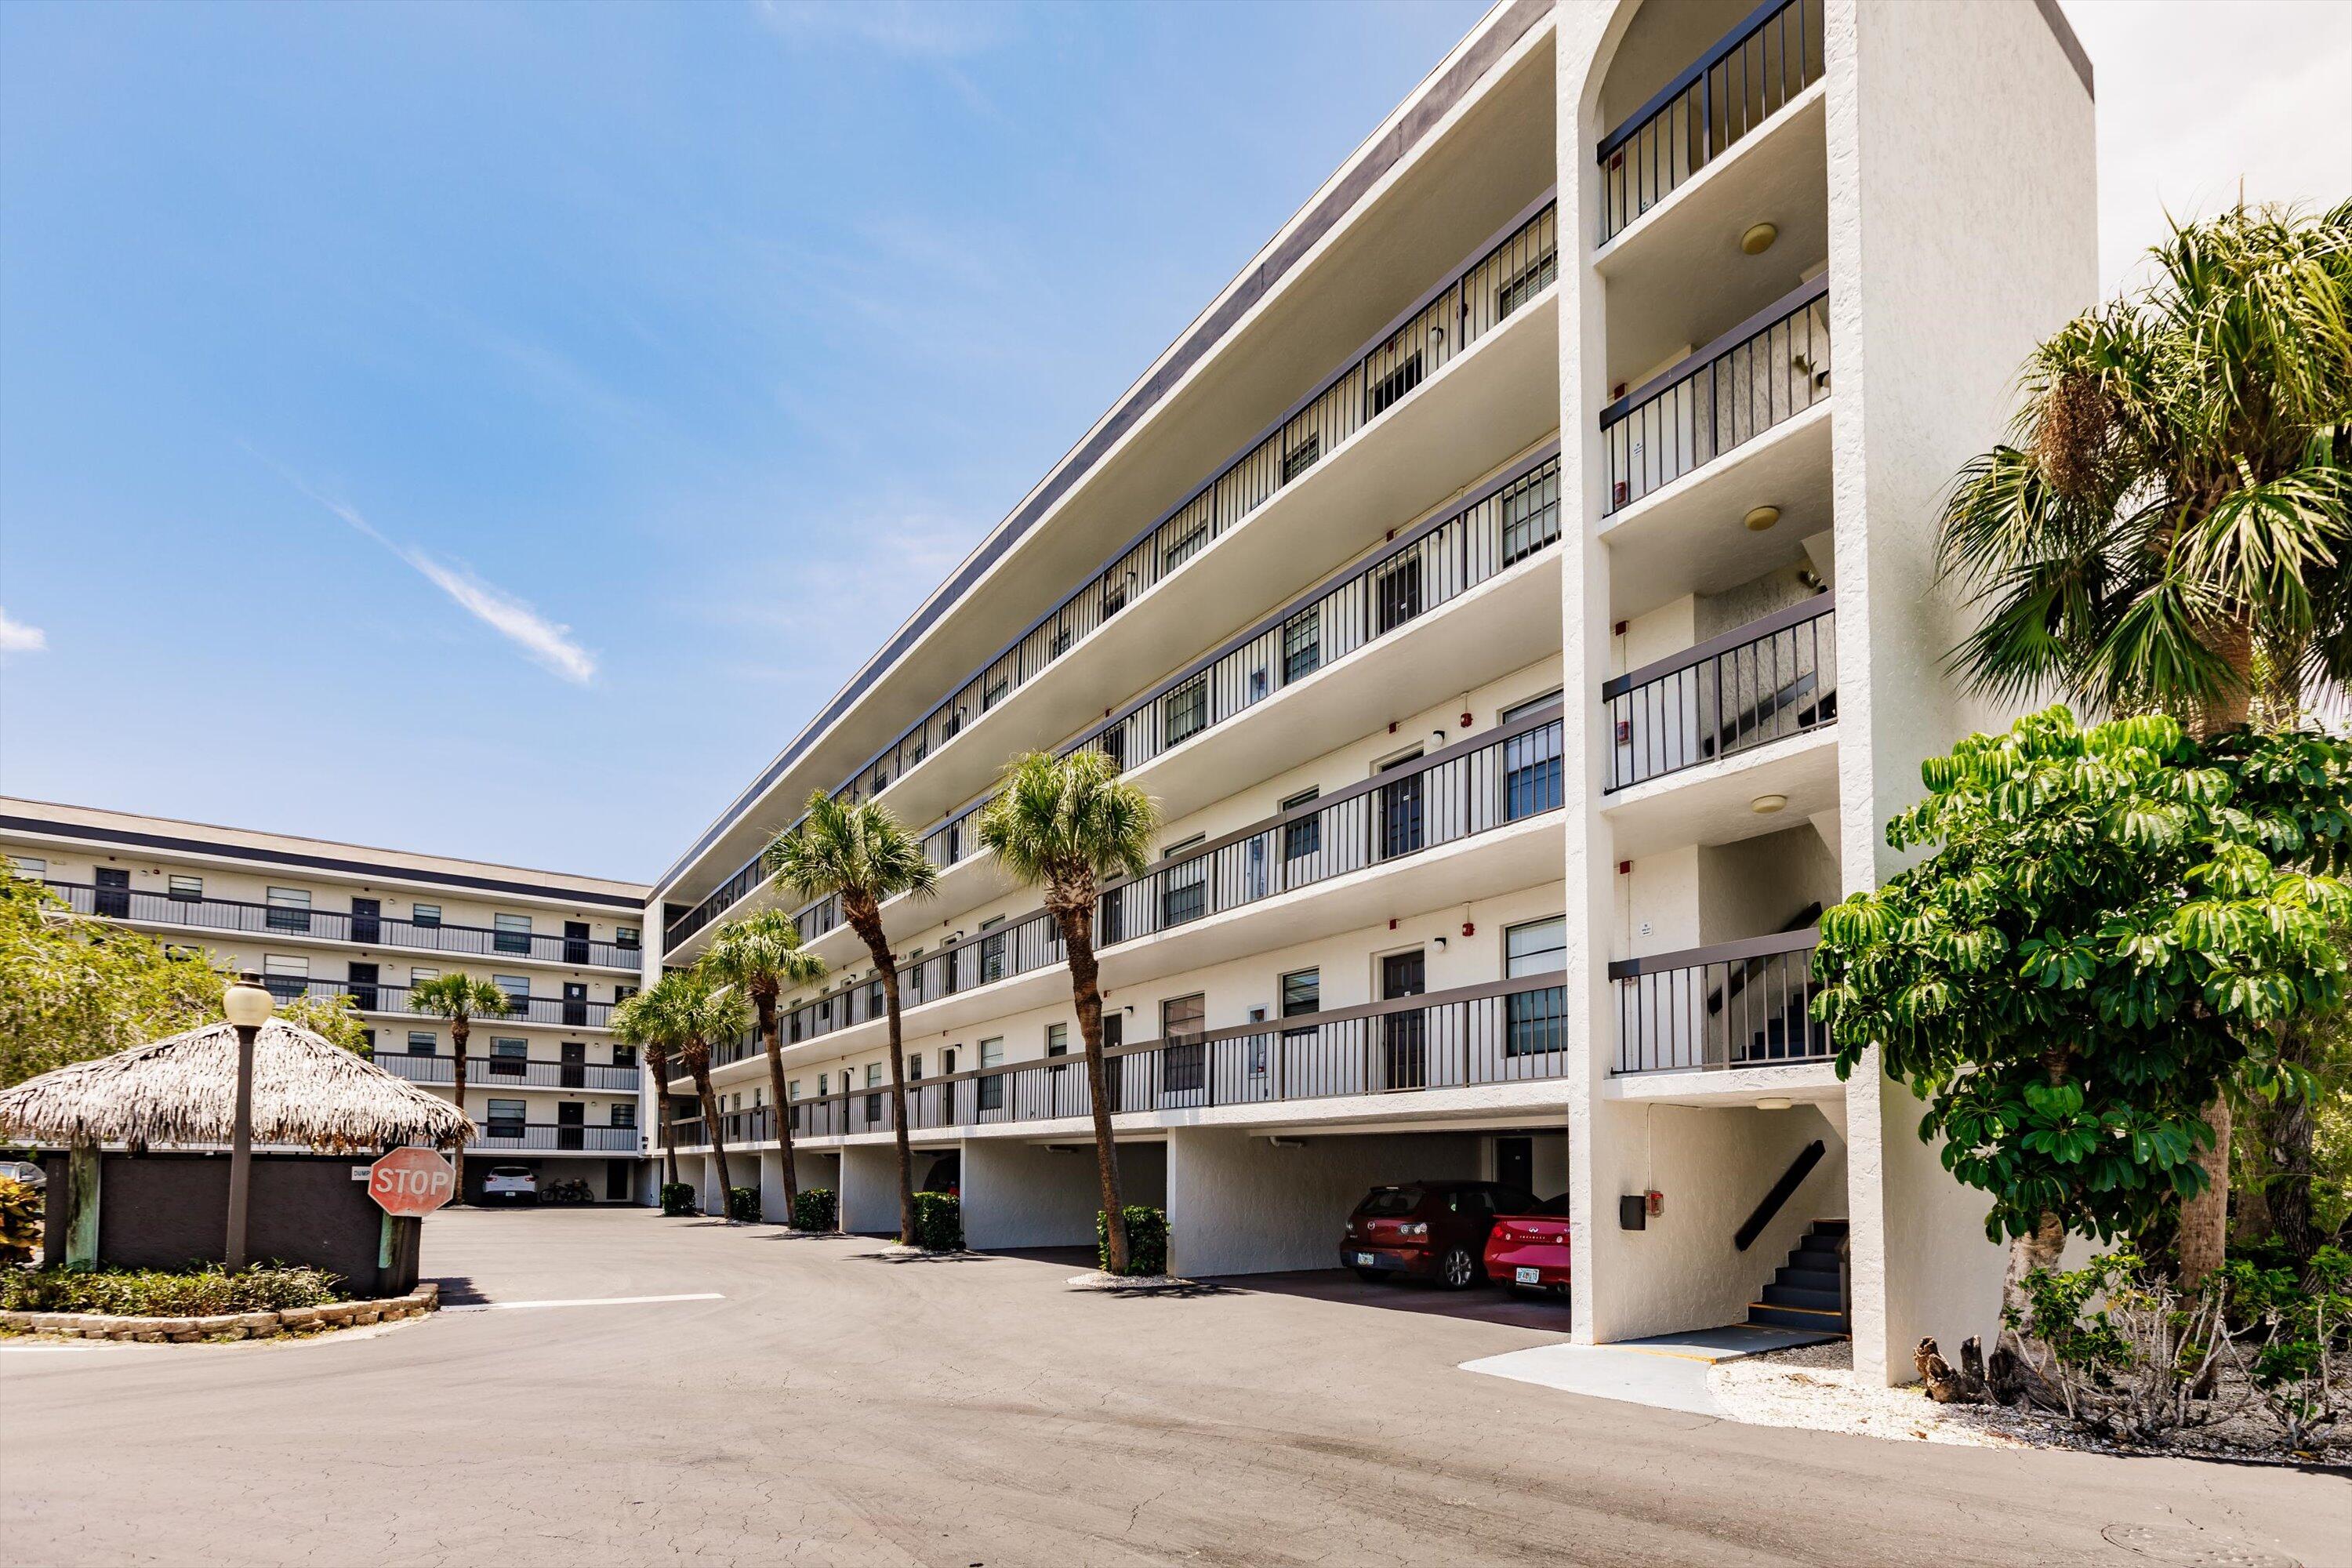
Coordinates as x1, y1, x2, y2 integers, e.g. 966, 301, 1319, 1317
480, 1165, 538, 1206
0, 1158, 44, 1189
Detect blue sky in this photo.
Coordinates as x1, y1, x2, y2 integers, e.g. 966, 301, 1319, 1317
2, 2, 2344, 883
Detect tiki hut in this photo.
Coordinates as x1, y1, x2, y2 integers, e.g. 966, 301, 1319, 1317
0, 1018, 474, 1153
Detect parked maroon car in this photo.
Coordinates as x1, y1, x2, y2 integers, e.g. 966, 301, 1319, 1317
1483, 1192, 1572, 1298
1340, 1180, 1536, 1290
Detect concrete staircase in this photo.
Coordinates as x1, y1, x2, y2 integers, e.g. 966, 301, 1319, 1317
1745, 1218, 1849, 1334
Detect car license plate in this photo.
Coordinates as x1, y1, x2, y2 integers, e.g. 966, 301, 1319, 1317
1515, 1266, 1541, 1286
1353, 1252, 1377, 1268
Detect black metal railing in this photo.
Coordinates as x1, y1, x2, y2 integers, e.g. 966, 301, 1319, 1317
1609, 929, 1824, 1073
1596, 0, 1824, 241
45, 881, 640, 970
1602, 597, 1835, 790
1600, 275, 1830, 513
663, 198, 1562, 956
260, 975, 615, 1030
470, 1123, 642, 1153
381, 1054, 641, 1092
664, 974, 1568, 1149
670, 707, 1567, 1069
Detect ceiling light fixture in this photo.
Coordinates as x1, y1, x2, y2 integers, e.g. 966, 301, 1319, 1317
1751, 793, 1788, 815
1744, 504, 1781, 532
1741, 222, 1779, 255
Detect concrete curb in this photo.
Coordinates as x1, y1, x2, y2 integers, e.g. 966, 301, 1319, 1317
1, 1281, 438, 1342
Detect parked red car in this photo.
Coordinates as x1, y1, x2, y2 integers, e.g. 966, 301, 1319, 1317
1483, 1192, 1573, 1298
1340, 1180, 1536, 1290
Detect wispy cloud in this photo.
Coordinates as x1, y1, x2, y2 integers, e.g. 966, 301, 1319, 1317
0, 609, 46, 655
268, 463, 598, 685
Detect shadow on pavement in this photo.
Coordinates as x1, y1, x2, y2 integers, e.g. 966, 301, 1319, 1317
1200, 1268, 1577, 1333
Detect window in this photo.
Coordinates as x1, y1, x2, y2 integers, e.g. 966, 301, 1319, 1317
494, 913, 532, 955
612, 1044, 637, 1069
907, 1055, 922, 1083
262, 954, 308, 1002
1161, 995, 1206, 1093
1046, 1023, 1068, 1058
1504, 916, 1568, 1058
1162, 676, 1208, 748
167, 874, 202, 902
266, 886, 311, 933
982, 671, 1008, 711
1098, 725, 1127, 775
978, 916, 1006, 985
1160, 836, 1206, 927
612, 1102, 637, 1129
1500, 464, 1561, 565
978, 1037, 1005, 1111
1249, 666, 1269, 704
1101, 575, 1128, 619
7, 856, 44, 879
866, 1063, 884, 1088
788, 1079, 801, 1102
411, 903, 441, 927
1365, 351, 1423, 419
1374, 556, 1422, 634
615, 925, 641, 949
1496, 250, 1559, 320
410, 966, 438, 985
1163, 523, 1206, 573
1502, 690, 1562, 724
1280, 968, 1319, 1023
491, 1038, 528, 1076
495, 976, 529, 1014
817, 1073, 829, 1097
486, 1098, 526, 1135
1281, 788, 1321, 861
406, 1031, 437, 1056
1502, 699, 1563, 822
359, 1028, 376, 1053
1281, 607, 1322, 684
1279, 433, 1320, 484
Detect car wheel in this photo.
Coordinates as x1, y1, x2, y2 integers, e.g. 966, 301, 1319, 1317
1438, 1246, 1479, 1290
1352, 1268, 1385, 1284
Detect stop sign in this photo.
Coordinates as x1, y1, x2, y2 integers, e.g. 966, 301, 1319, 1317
368, 1147, 456, 1217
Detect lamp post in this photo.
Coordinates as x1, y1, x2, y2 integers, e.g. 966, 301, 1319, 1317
221, 971, 274, 1272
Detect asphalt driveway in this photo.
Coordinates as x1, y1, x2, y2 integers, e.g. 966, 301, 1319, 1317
2, 1207, 2341, 1567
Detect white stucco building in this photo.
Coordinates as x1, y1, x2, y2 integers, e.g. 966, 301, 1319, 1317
644, 0, 2098, 1381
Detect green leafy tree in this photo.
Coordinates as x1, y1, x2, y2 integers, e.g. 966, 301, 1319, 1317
976, 750, 1159, 1274
768, 791, 935, 1247
1811, 708, 2350, 1334
621, 969, 750, 1214
610, 988, 684, 1192
405, 972, 513, 1203
1933, 201, 2352, 1279
702, 909, 827, 1217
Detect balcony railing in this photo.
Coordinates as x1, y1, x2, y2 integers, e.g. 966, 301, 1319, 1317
261, 976, 615, 1030
1609, 929, 1824, 1073
663, 197, 1563, 956
380, 1054, 641, 1092
1601, 274, 1830, 514
662, 974, 1569, 1150
1595, 0, 1825, 242
1602, 596, 1835, 791
470, 1123, 643, 1154
45, 881, 640, 971
674, 706, 1567, 1073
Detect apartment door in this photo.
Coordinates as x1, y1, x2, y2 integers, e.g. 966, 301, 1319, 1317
350, 898, 380, 945
605, 1160, 632, 1201
1495, 1135, 1534, 1195
557, 1101, 585, 1150
1380, 950, 1427, 1090
1377, 751, 1425, 860
564, 920, 590, 965
1101, 1012, 1124, 1109
94, 867, 129, 919
560, 1040, 586, 1089
562, 982, 588, 1027
346, 962, 379, 1014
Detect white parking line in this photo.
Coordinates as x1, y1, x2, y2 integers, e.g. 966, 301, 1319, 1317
441, 1292, 723, 1313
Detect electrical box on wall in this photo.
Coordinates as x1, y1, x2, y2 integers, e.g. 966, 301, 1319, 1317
1618, 1195, 1647, 1231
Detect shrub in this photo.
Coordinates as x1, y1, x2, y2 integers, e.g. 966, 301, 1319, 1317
1098, 1205, 1169, 1276
0, 1175, 38, 1264
909, 1192, 962, 1251
660, 1182, 699, 1217
727, 1185, 762, 1223
0, 1262, 341, 1316
2229, 1244, 2350, 1454
791, 1188, 837, 1232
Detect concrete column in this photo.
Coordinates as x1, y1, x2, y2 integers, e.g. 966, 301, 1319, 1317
757, 1146, 788, 1223
1165, 1127, 1478, 1278
839, 1144, 900, 1236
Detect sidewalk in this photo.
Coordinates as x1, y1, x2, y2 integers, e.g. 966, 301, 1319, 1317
1459, 1324, 1835, 1417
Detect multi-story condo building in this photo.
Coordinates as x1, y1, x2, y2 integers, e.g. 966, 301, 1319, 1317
0, 799, 652, 1203
646, 0, 2096, 1385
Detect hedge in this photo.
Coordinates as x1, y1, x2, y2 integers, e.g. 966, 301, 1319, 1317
1097, 1205, 1169, 1276
791, 1188, 837, 1232
910, 1192, 964, 1251
727, 1185, 762, 1223
0, 1263, 341, 1316
660, 1182, 699, 1217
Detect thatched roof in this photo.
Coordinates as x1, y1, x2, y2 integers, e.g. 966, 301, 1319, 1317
0, 1018, 476, 1154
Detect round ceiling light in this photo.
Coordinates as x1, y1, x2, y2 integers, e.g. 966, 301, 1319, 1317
1744, 504, 1782, 532
1741, 222, 1779, 256
1750, 793, 1788, 815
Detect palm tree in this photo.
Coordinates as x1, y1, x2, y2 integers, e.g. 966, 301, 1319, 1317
768, 789, 936, 1245
1933, 201, 2352, 1282
702, 909, 829, 1218
630, 970, 751, 1214
406, 972, 513, 1205
976, 749, 1159, 1272
609, 988, 683, 1194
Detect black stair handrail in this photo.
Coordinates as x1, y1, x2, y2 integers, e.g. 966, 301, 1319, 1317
1705, 902, 1823, 1015
1735, 1138, 1824, 1252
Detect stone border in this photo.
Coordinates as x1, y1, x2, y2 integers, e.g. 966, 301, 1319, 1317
0, 1282, 438, 1342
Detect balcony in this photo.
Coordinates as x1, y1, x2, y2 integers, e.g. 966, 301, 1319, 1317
684, 706, 1567, 1068
1603, 596, 1835, 792
262, 975, 614, 1031
46, 881, 640, 971
668, 974, 1568, 1150
662, 199, 1562, 956
470, 1123, 642, 1155
1609, 929, 1824, 1074
380, 1054, 641, 1093
1595, 0, 1825, 243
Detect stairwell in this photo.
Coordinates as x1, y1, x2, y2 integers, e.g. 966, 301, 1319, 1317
1745, 1218, 1849, 1334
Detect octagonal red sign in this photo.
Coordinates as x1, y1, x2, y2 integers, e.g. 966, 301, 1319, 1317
368, 1147, 456, 1217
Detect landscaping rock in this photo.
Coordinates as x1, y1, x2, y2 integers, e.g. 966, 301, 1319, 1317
234, 1312, 279, 1333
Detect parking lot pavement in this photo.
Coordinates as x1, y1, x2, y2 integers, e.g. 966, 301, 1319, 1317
4, 1207, 2343, 1568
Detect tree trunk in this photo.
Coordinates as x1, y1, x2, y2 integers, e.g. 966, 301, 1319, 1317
650, 1046, 680, 1191
1059, 895, 1129, 1275
450, 1017, 470, 1206
2177, 1095, 2232, 1286
2264, 1022, 2320, 1261
848, 900, 916, 1247
691, 1050, 734, 1213
757, 993, 800, 1221
1992, 1209, 2068, 1408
